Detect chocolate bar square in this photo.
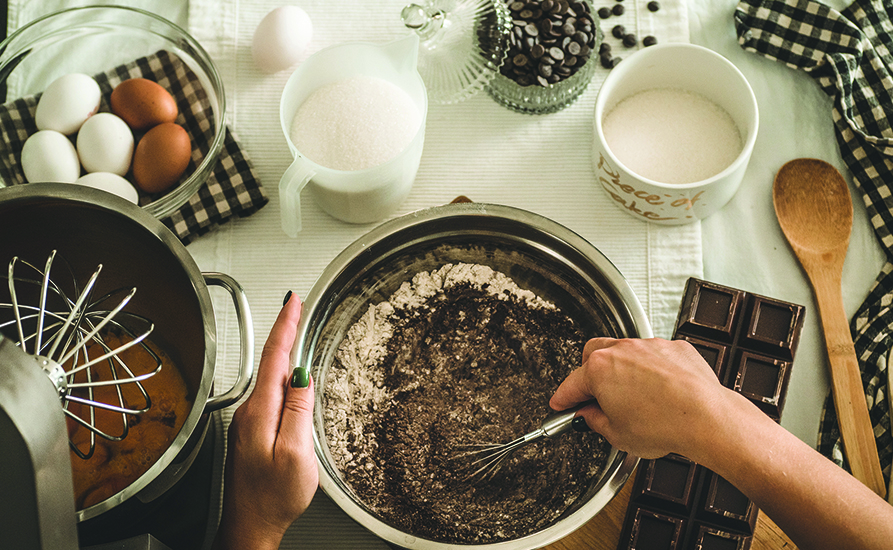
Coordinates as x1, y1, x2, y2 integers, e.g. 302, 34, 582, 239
633, 454, 698, 514
698, 471, 758, 533
681, 336, 728, 381
677, 280, 744, 343
620, 507, 686, 550
742, 295, 802, 360
692, 524, 752, 550
729, 351, 791, 418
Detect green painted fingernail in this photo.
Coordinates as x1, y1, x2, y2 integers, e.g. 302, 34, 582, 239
291, 366, 310, 388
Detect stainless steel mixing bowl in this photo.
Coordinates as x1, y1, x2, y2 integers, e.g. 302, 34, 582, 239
292, 202, 649, 549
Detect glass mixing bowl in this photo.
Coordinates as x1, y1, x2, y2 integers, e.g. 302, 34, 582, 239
0, 5, 226, 220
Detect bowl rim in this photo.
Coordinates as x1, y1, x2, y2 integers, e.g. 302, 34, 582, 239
294, 202, 647, 549
0, 4, 228, 220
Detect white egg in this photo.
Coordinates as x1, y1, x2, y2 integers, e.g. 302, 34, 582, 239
74, 172, 140, 204
21, 130, 81, 183
77, 112, 134, 176
35, 73, 102, 135
252, 6, 313, 74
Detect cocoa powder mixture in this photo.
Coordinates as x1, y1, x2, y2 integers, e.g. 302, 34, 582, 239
324, 264, 609, 544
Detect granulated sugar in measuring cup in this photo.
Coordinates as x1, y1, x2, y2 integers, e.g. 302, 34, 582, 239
279, 34, 428, 236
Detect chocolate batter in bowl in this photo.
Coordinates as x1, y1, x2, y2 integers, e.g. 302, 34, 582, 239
292, 203, 648, 549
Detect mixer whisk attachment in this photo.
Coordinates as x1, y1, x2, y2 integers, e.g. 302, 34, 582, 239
1, 250, 160, 459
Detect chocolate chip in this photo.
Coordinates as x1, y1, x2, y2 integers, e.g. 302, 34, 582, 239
531, 43, 546, 57
600, 52, 614, 68
612, 4, 625, 15
549, 46, 565, 60
597, 7, 611, 18
643, 35, 658, 46
513, 54, 529, 66
510, 1, 526, 10
647, 0, 661, 11
524, 22, 539, 36
622, 33, 637, 47
599, 41, 611, 54
567, 41, 582, 55
612, 24, 625, 39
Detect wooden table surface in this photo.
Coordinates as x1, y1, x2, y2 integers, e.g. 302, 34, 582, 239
544, 467, 798, 550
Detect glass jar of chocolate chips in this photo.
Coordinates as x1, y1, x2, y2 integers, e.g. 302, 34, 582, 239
486, 0, 602, 114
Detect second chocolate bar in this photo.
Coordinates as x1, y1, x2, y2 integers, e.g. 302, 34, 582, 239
615, 278, 805, 550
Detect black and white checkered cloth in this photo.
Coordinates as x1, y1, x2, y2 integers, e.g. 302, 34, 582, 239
0, 50, 267, 244
735, 0, 893, 485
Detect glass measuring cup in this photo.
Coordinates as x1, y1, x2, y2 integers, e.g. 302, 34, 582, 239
278, 34, 428, 237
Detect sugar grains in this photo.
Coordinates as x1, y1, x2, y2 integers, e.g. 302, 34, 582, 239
290, 76, 421, 171
602, 88, 743, 184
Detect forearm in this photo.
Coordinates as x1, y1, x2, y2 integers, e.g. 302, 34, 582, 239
690, 390, 893, 550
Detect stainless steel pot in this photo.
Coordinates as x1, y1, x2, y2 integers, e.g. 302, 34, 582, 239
0, 182, 253, 524
293, 203, 649, 550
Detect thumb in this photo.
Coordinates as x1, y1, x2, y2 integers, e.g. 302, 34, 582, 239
280, 368, 315, 453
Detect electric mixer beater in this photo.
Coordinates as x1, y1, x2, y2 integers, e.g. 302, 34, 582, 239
0, 249, 162, 549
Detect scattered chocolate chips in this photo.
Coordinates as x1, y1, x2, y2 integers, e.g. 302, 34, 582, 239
500, 0, 598, 87
600, 53, 621, 68
591, 0, 663, 71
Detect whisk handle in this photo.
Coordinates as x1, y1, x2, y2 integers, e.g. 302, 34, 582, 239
542, 399, 598, 438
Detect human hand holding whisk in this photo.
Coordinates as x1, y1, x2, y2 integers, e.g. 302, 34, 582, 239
545, 336, 893, 550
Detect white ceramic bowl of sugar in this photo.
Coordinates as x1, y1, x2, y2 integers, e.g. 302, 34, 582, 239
591, 43, 758, 225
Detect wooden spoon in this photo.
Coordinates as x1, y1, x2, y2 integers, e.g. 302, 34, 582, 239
773, 158, 886, 497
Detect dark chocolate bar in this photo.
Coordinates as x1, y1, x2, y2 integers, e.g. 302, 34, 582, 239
616, 278, 805, 550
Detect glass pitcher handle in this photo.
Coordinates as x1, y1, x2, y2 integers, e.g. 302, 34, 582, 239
279, 158, 316, 237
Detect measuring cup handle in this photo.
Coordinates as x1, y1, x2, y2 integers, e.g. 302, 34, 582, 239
203, 272, 255, 412
279, 158, 317, 237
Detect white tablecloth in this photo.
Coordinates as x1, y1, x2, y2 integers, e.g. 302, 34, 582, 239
7, 0, 886, 547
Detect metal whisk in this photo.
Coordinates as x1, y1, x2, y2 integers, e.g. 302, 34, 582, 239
456, 400, 596, 482
0, 250, 160, 459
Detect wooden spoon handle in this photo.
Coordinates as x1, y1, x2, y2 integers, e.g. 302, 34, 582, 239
810, 269, 886, 497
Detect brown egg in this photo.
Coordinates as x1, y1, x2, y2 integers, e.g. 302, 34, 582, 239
110, 78, 178, 131
132, 122, 191, 193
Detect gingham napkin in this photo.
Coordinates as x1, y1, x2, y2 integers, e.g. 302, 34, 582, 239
0, 50, 267, 244
735, 0, 893, 485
